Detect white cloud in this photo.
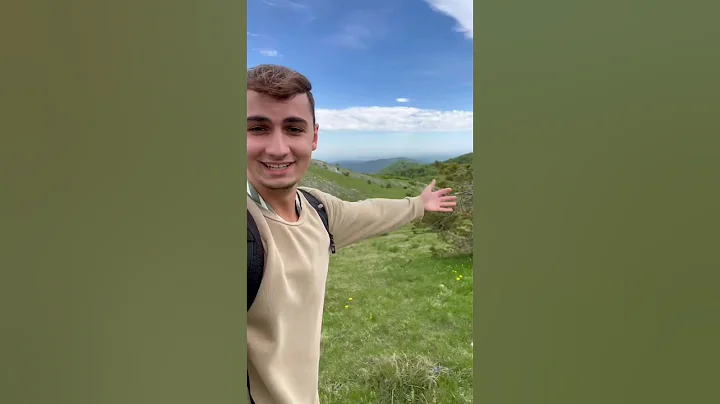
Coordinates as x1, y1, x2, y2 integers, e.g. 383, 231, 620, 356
261, 0, 315, 22
424, 0, 473, 39
261, 0, 307, 12
396, 98, 410, 103
326, 9, 392, 49
316, 106, 473, 132
327, 24, 373, 49
257, 49, 279, 57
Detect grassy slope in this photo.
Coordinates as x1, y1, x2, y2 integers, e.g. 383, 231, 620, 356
300, 161, 425, 201
300, 159, 474, 403
444, 153, 473, 165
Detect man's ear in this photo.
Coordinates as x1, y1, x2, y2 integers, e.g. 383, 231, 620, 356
312, 123, 319, 151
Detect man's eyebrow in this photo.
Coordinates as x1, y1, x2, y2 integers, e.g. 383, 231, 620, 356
283, 117, 308, 125
246, 116, 308, 125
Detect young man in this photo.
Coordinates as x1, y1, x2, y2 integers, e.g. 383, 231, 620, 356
246, 64, 456, 404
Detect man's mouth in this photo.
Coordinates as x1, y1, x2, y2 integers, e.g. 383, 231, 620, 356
262, 162, 293, 171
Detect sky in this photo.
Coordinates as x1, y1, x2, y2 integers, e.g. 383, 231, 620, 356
247, 0, 473, 162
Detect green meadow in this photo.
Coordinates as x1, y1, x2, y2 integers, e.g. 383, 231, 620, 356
300, 158, 474, 403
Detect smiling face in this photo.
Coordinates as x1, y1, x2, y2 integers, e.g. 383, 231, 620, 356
247, 90, 318, 193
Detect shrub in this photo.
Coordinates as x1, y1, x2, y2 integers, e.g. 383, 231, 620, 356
417, 162, 473, 256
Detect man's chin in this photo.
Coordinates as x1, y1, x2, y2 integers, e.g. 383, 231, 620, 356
261, 179, 298, 191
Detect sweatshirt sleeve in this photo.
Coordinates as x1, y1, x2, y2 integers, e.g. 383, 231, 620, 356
304, 188, 426, 249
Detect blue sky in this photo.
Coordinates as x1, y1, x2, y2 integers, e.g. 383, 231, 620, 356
247, 0, 473, 161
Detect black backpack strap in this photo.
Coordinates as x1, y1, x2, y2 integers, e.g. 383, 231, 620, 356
247, 211, 262, 403
247, 210, 265, 311
298, 189, 335, 254
247, 372, 255, 404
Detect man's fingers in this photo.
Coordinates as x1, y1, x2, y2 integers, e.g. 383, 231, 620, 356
440, 195, 457, 201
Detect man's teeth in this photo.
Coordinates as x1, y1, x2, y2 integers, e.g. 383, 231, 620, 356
265, 163, 290, 170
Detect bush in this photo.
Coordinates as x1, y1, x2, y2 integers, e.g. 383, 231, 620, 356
343, 171, 350, 177
417, 162, 473, 256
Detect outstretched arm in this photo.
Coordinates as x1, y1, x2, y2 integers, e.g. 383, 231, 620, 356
305, 180, 456, 249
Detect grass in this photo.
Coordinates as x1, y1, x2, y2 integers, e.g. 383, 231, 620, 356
299, 159, 473, 402
319, 227, 473, 403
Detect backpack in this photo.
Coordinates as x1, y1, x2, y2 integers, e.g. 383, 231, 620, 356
247, 188, 335, 311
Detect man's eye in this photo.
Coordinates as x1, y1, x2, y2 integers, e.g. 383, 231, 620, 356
286, 127, 305, 134
248, 126, 266, 132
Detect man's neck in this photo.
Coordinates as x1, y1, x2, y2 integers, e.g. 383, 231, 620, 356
262, 189, 297, 216
248, 180, 300, 221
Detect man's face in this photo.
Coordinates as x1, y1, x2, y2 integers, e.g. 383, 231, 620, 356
247, 90, 318, 193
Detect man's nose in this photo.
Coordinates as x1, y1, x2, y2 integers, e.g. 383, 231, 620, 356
265, 130, 290, 156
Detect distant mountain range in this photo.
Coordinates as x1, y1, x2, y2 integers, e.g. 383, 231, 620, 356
331, 153, 472, 174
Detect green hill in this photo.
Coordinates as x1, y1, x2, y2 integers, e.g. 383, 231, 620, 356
373, 152, 474, 255
376, 153, 474, 189
294, 158, 473, 403
377, 160, 439, 180
445, 152, 473, 165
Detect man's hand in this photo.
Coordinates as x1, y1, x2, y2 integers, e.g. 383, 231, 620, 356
420, 179, 456, 213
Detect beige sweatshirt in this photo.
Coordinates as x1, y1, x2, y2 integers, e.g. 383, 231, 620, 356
247, 187, 425, 404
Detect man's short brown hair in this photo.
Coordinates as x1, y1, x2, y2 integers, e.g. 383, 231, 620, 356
247, 64, 316, 124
